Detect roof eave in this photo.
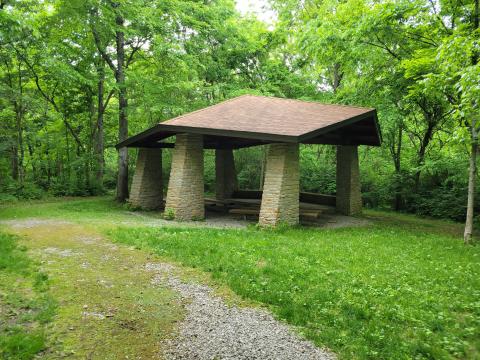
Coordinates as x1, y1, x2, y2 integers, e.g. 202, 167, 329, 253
298, 110, 381, 146
116, 124, 299, 149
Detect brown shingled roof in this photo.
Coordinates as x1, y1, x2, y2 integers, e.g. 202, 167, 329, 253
117, 95, 381, 149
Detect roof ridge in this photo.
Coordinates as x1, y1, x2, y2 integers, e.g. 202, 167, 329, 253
245, 94, 375, 111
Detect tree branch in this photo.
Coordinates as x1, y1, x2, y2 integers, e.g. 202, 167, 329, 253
14, 46, 85, 151
90, 16, 117, 74
103, 88, 115, 111
361, 38, 400, 60
125, 38, 147, 68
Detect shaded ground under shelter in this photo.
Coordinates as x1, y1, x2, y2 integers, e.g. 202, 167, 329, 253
117, 95, 381, 226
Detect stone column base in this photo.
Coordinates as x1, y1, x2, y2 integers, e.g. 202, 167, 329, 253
165, 134, 204, 220
129, 148, 163, 210
215, 149, 238, 200
259, 143, 299, 226
336, 145, 362, 215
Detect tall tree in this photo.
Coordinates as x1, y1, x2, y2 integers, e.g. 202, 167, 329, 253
89, 0, 157, 201
465, 0, 479, 243
92, 3, 128, 201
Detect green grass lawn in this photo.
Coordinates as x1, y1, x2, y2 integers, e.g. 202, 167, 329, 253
109, 219, 480, 359
0, 232, 56, 359
1, 197, 479, 359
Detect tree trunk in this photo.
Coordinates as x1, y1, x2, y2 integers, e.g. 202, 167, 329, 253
414, 119, 435, 190
464, 121, 477, 244
11, 144, 19, 181
260, 146, 267, 190
393, 126, 403, 211
464, 0, 479, 244
27, 139, 36, 179
65, 122, 71, 182
332, 63, 343, 93
16, 60, 24, 183
16, 112, 24, 183
115, 13, 129, 202
96, 61, 105, 187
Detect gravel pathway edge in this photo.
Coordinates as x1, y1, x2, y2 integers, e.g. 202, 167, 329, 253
145, 262, 336, 360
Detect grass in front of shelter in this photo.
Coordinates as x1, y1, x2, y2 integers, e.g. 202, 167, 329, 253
109, 218, 480, 359
1, 197, 479, 359
0, 196, 134, 223
0, 232, 56, 359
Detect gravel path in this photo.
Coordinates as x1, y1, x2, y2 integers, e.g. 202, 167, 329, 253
3, 218, 335, 359
146, 263, 335, 360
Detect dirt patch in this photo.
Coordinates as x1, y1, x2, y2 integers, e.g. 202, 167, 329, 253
43, 247, 79, 257
1, 218, 72, 229
120, 210, 369, 230
309, 214, 371, 228
3, 220, 183, 359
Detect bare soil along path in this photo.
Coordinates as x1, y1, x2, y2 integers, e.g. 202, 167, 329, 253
2, 218, 335, 359
3, 219, 183, 359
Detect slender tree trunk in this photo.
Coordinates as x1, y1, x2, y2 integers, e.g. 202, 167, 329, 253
65, 123, 71, 182
46, 141, 52, 186
115, 13, 129, 202
27, 139, 36, 179
16, 112, 24, 182
260, 146, 267, 190
464, 121, 478, 244
394, 126, 403, 211
17, 60, 24, 183
11, 144, 19, 181
414, 119, 435, 190
86, 93, 95, 192
464, 0, 479, 244
96, 61, 105, 187
332, 63, 343, 93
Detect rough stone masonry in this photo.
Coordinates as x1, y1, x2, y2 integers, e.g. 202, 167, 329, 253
165, 133, 205, 220
259, 143, 300, 226
129, 148, 163, 210
336, 145, 362, 216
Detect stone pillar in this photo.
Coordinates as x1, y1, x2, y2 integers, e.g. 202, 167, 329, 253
165, 133, 204, 220
215, 149, 238, 200
259, 143, 299, 226
129, 148, 163, 210
336, 145, 362, 215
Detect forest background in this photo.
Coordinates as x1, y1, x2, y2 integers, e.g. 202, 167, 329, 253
1, 0, 479, 234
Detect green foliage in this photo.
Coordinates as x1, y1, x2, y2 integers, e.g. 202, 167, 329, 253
1, 0, 479, 222
0, 232, 56, 359
163, 208, 175, 220
299, 145, 336, 194
109, 215, 480, 359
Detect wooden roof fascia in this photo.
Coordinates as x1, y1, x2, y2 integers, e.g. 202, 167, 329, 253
151, 124, 299, 143
131, 142, 175, 149
303, 136, 380, 146
116, 124, 173, 149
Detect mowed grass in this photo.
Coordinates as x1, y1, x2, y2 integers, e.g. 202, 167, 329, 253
110, 222, 480, 359
0, 196, 130, 222
0, 232, 56, 359
1, 197, 480, 359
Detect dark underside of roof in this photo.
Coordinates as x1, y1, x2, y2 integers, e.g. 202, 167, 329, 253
117, 115, 381, 150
